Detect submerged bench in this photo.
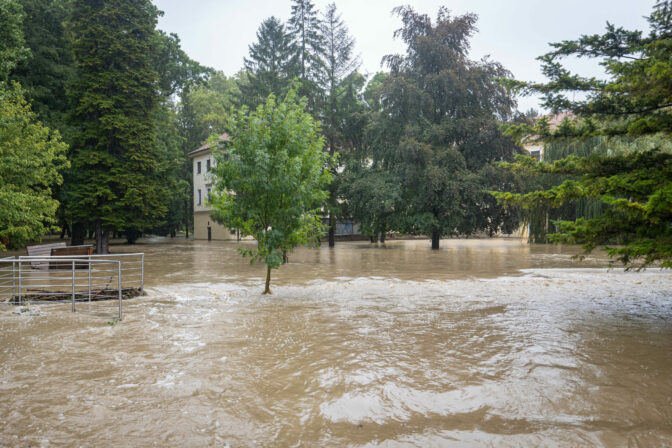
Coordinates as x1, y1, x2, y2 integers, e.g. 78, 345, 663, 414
26, 242, 66, 269
49, 245, 95, 269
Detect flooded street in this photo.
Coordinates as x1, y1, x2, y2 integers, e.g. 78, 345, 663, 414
1, 239, 671, 447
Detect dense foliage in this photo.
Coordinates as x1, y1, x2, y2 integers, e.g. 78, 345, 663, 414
496, 1, 672, 268
210, 90, 331, 293
66, 0, 167, 253
0, 84, 68, 251
358, 6, 520, 249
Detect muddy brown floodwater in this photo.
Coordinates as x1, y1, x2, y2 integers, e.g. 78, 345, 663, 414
1, 238, 671, 447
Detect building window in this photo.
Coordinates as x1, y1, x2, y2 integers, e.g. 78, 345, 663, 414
207, 187, 211, 200
206, 159, 211, 172
197, 189, 202, 205
197, 161, 202, 174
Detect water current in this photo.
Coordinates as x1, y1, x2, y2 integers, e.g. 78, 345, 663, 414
1, 238, 671, 447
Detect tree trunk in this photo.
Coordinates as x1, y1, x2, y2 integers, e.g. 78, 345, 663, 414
380, 231, 386, 243
431, 231, 440, 250
184, 198, 189, 239
71, 222, 85, 246
95, 220, 110, 254
328, 211, 335, 247
263, 264, 272, 295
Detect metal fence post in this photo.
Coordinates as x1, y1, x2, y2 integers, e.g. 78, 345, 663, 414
140, 253, 144, 294
88, 256, 92, 303
18, 260, 22, 306
72, 260, 76, 312
118, 261, 123, 321
12, 260, 16, 302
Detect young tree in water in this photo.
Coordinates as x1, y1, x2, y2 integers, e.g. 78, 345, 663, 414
375, 6, 518, 249
495, 1, 672, 269
209, 89, 331, 294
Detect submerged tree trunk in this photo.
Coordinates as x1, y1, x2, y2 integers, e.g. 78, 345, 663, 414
184, 198, 189, 239
263, 264, 272, 295
71, 222, 85, 246
431, 231, 440, 250
95, 220, 110, 254
328, 211, 335, 247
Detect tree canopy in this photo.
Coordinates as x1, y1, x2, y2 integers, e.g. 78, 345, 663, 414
366, 6, 519, 249
67, 0, 167, 253
495, 1, 672, 268
0, 84, 68, 251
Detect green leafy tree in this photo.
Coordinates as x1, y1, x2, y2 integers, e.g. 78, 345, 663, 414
339, 164, 401, 242
374, 6, 519, 249
495, 1, 672, 268
177, 70, 241, 237
67, 0, 166, 253
209, 90, 331, 294
150, 29, 210, 241
0, 84, 68, 251
239, 17, 297, 108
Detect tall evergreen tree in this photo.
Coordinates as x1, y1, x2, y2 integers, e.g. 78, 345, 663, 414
10, 0, 74, 132
67, 0, 166, 253
287, 0, 324, 111
287, 0, 322, 81
320, 3, 361, 246
496, 1, 672, 268
239, 17, 296, 108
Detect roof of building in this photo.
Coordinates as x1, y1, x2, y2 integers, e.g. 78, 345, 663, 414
187, 133, 230, 158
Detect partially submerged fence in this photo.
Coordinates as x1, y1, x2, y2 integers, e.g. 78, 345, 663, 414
0, 253, 144, 320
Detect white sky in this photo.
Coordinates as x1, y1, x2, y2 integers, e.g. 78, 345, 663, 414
153, 0, 653, 113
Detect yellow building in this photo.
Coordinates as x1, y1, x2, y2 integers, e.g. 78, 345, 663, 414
187, 134, 238, 241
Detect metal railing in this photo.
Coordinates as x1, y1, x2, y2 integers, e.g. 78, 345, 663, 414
0, 253, 144, 320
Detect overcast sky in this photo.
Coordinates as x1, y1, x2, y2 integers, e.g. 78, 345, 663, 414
153, 0, 653, 113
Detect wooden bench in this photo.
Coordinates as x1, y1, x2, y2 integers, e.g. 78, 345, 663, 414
26, 242, 66, 270
50, 245, 95, 270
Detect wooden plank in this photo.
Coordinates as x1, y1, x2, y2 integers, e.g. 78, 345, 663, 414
50, 245, 94, 269
26, 242, 66, 269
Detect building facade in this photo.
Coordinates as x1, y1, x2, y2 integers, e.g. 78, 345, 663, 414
187, 134, 238, 241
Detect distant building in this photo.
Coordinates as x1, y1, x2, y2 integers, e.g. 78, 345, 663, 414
522, 111, 575, 161
187, 134, 238, 241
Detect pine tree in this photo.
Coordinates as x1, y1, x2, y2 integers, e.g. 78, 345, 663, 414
287, 0, 324, 111
288, 0, 323, 81
319, 3, 360, 246
239, 17, 296, 108
495, 1, 672, 268
68, 0, 166, 253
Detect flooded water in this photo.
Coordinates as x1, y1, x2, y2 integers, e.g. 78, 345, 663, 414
1, 238, 671, 447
